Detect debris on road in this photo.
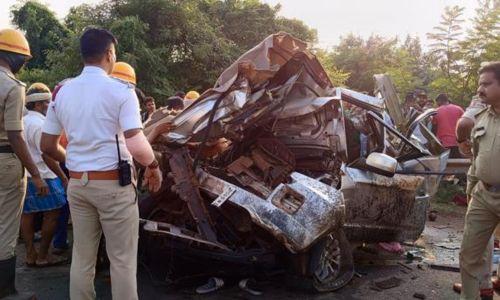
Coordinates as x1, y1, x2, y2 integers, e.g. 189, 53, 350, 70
429, 264, 460, 273
372, 276, 403, 290
413, 292, 426, 299
397, 262, 413, 271
428, 210, 438, 222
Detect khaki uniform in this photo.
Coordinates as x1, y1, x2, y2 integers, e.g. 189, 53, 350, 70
460, 107, 500, 299
68, 179, 138, 300
0, 66, 27, 260
43, 67, 142, 300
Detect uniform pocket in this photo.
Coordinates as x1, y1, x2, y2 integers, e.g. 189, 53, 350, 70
473, 126, 493, 153
0, 154, 23, 188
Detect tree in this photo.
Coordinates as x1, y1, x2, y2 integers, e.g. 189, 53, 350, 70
11, 1, 69, 69
331, 34, 399, 93
427, 5, 465, 78
426, 2, 499, 105
314, 49, 349, 87
458, 0, 500, 101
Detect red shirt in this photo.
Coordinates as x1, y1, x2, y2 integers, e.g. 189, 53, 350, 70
432, 103, 464, 147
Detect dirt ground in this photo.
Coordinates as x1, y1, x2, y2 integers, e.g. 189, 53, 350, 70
7, 197, 499, 300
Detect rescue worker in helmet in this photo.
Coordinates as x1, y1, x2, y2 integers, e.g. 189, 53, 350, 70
0, 28, 48, 298
184, 90, 200, 107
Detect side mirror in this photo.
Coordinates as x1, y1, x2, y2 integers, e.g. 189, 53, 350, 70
366, 152, 397, 177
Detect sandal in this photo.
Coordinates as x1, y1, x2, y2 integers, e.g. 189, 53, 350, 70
35, 256, 68, 268
195, 277, 224, 294
239, 278, 263, 296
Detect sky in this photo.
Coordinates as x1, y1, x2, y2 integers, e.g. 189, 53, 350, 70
1, 0, 479, 48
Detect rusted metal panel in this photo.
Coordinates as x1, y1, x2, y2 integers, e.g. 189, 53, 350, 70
341, 166, 426, 242
197, 170, 345, 253
167, 148, 218, 242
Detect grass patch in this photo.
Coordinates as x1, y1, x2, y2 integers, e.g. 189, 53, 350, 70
433, 181, 465, 204
430, 181, 467, 215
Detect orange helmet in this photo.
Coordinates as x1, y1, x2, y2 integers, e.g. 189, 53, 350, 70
185, 90, 200, 100
0, 28, 31, 58
111, 62, 136, 85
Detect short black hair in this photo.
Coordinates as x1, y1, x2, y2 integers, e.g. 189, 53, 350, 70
80, 28, 117, 63
144, 96, 155, 104
479, 61, 500, 82
135, 88, 146, 103
436, 93, 449, 104
166, 96, 184, 110
174, 91, 186, 98
26, 102, 36, 110
405, 92, 415, 103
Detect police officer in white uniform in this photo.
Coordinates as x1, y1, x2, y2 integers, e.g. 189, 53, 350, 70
40, 28, 162, 300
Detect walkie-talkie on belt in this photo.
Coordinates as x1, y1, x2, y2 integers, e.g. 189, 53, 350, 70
115, 135, 132, 186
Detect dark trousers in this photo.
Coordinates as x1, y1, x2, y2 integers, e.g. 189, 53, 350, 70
53, 203, 69, 249
53, 162, 70, 249
448, 146, 463, 159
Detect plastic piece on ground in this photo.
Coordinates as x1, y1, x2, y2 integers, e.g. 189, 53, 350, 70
378, 242, 403, 253
453, 194, 467, 206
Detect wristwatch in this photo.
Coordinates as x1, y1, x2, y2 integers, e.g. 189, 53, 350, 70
147, 159, 159, 169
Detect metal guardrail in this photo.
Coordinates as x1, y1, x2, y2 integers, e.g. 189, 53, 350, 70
444, 158, 471, 174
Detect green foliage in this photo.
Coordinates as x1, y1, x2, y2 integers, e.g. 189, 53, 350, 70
9, 0, 496, 107
11, 1, 69, 69
314, 49, 349, 87
12, 0, 317, 101
329, 34, 422, 95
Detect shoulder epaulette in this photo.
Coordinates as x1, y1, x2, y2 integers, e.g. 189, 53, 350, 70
474, 106, 489, 118
0, 69, 26, 87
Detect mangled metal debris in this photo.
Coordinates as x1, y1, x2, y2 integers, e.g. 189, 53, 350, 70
139, 32, 448, 292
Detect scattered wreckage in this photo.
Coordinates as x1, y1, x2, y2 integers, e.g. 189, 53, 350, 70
138, 32, 449, 292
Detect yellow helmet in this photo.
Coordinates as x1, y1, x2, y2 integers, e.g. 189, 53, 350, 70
111, 62, 136, 85
27, 82, 51, 94
185, 90, 200, 100
26, 82, 52, 103
0, 28, 31, 58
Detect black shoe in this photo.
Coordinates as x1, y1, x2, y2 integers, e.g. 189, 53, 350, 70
0, 256, 17, 299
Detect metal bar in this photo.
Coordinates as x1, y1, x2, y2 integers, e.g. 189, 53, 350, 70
168, 148, 218, 242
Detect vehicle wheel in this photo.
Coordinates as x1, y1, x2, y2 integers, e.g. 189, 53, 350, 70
310, 229, 354, 292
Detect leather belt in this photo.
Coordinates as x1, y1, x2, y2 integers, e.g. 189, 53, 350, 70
482, 181, 500, 193
0, 145, 13, 153
69, 170, 119, 180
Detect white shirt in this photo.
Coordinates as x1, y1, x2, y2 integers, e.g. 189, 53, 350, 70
43, 66, 142, 172
24, 110, 57, 179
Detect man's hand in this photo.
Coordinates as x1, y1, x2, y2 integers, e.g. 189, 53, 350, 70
467, 194, 472, 205
147, 122, 175, 144
143, 165, 162, 193
32, 175, 49, 196
458, 140, 473, 157
61, 177, 69, 191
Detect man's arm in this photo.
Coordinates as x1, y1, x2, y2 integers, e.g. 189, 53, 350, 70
4, 85, 48, 195
466, 127, 479, 202
456, 117, 475, 157
40, 133, 66, 163
120, 88, 162, 192
7, 131, 48, 196
42, 153, 68, 187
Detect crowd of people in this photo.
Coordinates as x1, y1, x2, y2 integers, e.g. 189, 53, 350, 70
0, 25, 499, 300
0, 27, 199, 300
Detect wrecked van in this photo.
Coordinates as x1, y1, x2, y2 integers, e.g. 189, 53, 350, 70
138, 32, 448, 291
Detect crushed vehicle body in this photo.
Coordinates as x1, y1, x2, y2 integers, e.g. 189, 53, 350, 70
139, 32, 448, 291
